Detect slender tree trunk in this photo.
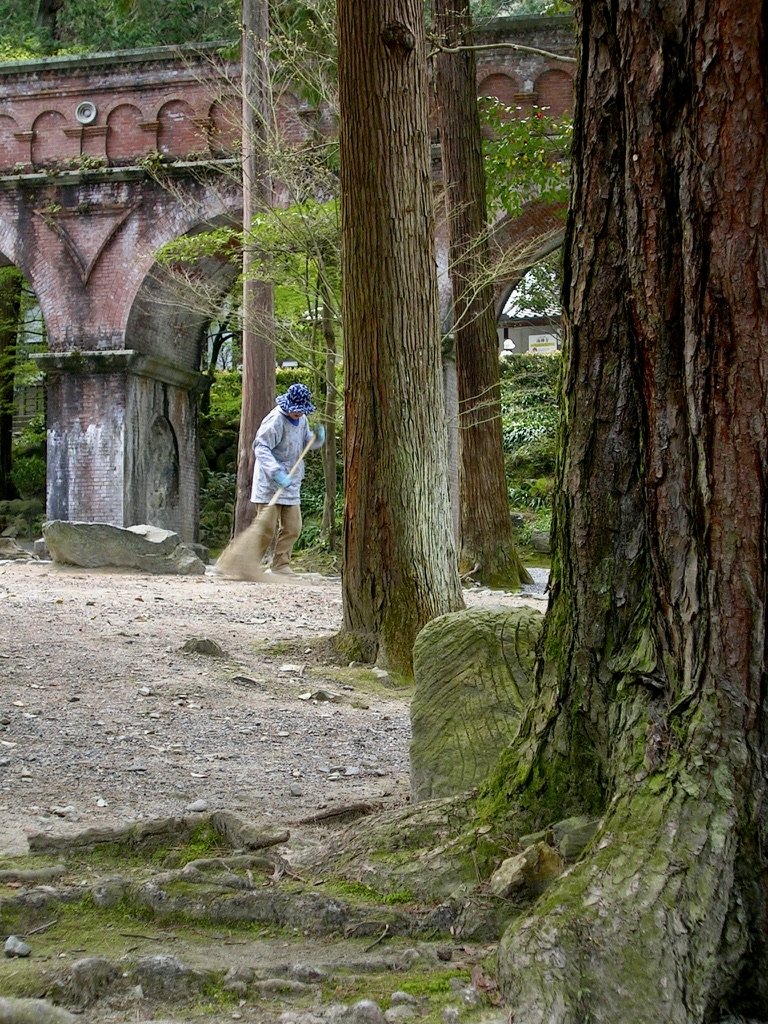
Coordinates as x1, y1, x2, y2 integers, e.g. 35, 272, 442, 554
35, 0, 63, 38
337, 0, 464, 675
432, 0, 530, 588
319, 271, 337, 550
0, 269, 22, 500
234, 0, 276, 535
495, 2, 768, 1019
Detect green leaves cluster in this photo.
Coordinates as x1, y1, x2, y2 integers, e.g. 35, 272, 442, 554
471, 0, 572, 18
482, 100, 573, 216
0, 0, 239, 59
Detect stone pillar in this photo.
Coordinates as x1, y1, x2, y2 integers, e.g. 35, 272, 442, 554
35, 350, 206, 542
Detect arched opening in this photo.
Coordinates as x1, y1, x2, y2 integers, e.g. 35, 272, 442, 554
208, 95, 241, 157
31, 110, 76, 168
157, 99, 204, 160
145, 415, 180, 531
0, 115, 25, 173
123, 215, 241, 542
106, 103, 146, 165
478, 72, 522, 108
498, 250, 563, 358
0, 256, 47, 540
534, 68, 574, 119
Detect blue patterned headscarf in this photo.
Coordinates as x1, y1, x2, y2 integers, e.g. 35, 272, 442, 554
276, 383, 315, 414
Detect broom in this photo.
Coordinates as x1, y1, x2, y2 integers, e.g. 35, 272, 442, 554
215, 433, 316, 581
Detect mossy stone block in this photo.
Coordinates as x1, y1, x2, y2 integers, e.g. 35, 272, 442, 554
410, 607, 543, 801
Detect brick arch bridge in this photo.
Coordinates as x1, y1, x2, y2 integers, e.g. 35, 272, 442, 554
0, 17, 574, 541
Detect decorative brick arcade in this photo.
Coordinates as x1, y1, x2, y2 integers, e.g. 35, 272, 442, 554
0, 18, 574, 541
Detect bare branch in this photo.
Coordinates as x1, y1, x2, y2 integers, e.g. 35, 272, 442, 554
428, 37, 576, 64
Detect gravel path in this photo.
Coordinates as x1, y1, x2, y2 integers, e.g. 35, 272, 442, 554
0, 559, 547, 856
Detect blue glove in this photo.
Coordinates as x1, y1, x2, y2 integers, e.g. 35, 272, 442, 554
274, 469, 292, 489
314, 424, 326, 446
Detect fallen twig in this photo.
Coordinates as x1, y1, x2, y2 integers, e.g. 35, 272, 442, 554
363, 924, 391, 952
27, 919, 58, 935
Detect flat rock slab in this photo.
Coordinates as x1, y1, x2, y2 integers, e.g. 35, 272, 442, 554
0, 538, 36, 561
42, 520, 205, 575
410, 607, 543, 801
0, 998, 77, 1023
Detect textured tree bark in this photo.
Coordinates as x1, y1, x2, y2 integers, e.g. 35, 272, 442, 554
234, 0, 276, 536
432, 0, 531, 589
337, 0, 464, 674
319, 271, 337, 549
494, 2, 768, 1019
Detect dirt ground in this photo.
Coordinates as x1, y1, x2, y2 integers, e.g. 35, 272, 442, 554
0, 557, 547, 858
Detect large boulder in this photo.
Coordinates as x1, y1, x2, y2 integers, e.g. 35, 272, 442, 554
410, 607, 543, 801
0, 998, 78, 1024
42, 521, 205, 575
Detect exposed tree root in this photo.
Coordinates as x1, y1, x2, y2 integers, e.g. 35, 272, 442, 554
497, 738, 765, 1023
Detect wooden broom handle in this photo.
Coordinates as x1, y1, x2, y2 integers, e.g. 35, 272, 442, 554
265, 432, 316, 508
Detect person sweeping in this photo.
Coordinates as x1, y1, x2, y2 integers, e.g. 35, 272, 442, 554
216, 383, 325, 580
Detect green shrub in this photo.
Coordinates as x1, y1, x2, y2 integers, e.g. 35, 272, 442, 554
199, 471, 235, 551
13, 413, 46, 458
501, 354, 561, 525
11, 455, 46, 500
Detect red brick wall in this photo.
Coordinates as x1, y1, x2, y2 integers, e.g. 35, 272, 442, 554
535, 68, 574, 118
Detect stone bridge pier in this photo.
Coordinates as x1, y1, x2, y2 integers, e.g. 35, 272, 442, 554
0, 46, 244, 541
1, 170, 241, 542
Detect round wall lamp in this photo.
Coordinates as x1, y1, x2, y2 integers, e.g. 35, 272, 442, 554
75, 102, 97, 125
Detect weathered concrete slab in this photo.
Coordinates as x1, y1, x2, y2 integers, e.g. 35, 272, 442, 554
42, 521, 205, 575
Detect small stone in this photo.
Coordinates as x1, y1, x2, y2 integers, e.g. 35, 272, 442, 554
185, 799, 208, 813
348, 1000, 387, 1024
279, 663, 306, 675
488, 842, 563, 897
390, 992, 419, 1006
385, 1007, 417, 1022
5, 935, 31, 958
370, 668, 390, 680
182, 637, 224, 656
96, 798, 107, 807
51, 805, 78, 819
290, 964, 328, 983
442, 1009, 460, 1024
289, 784, 304, 798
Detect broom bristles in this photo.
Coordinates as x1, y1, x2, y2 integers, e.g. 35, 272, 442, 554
215, 513, 274, 581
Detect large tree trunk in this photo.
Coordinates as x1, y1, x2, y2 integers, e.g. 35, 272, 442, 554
337, 0, 464, 675
432, 0, 531, 589
234, 0, 276, 535
495, 2, 768, 1019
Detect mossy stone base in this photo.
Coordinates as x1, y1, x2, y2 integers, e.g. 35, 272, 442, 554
410, 608, 544, 801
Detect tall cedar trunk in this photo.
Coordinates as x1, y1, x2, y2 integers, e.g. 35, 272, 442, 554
494, 2, 768, 1020
337, 0, 464, 675
234, 0, 276, 535
432, 0, 530, 588
319, 271, 337, 550
0, 270, 22, 500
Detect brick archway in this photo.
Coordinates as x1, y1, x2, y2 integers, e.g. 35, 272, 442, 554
491, 200, 567, 317
0, 19, 575, 539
